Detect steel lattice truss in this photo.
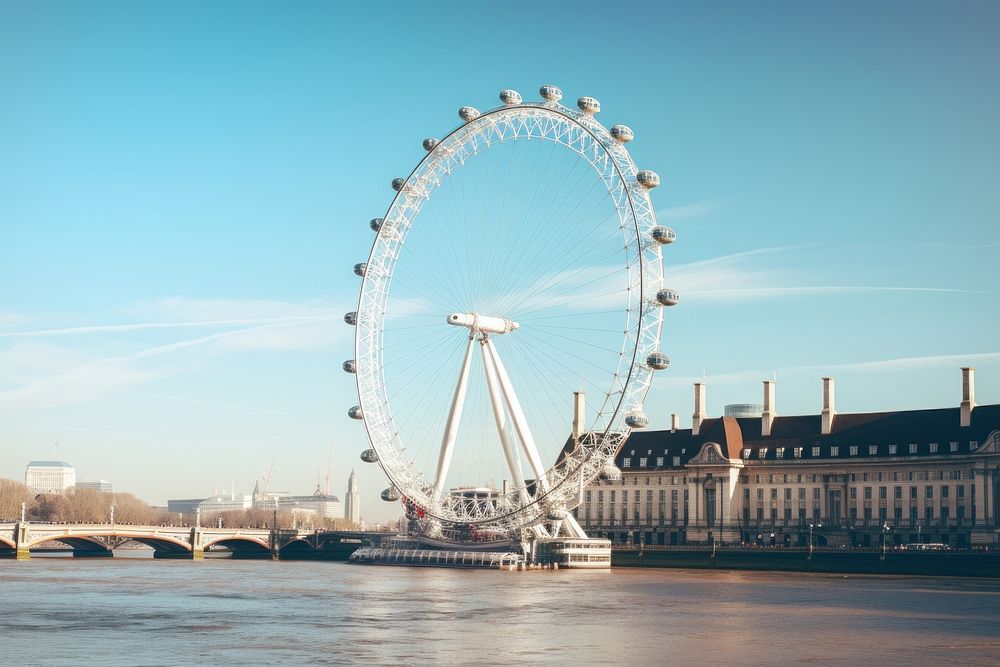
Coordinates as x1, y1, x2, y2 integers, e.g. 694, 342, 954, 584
350, 91, 669, 534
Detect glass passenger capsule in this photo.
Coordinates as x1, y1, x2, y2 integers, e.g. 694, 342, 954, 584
651, 226, 676, 244
391, 178, 405, 192
342, 359, 356, 373
348, 405, 363, 420
610, 125, 634, 143
499, 89, 522, 105
353, 262, 366, 277
344, 311, 357, 325
422, 138, 438, 151
360, 448, 379, 463
458, 106, 481, 122
381, 486, 401, 502
370, 218, 383, 232
539, 84, 562, 101
577, 96, 600, 114
647, 352, 671, 370
636, 170, 660, 189
625, 411, 649, 428
656, 289, 680, 306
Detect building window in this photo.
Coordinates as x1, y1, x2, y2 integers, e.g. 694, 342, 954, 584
743, 488, 750, 500
794, 447, 802, 458
639, 458, 647, 467
831, 446, 839, 457
742, 448, 750, 459
771, 488, 778, 500
850, 487, 857, 500
869, 445, 878, 456
623, 458, 631, 467
942, 486, 949, 498
926, 487, 934, 499
813, 488, 820, 500
949, 442, 958, 452
812, 446, 820, 457
909, 443, 918, 454
850, 446, 858, 456
757, 488, 764, 501
776, 447, 785, 458
672, 456, 680, 467
864, 487, 872, 500
889, 445, 897, 455
759, 448, 768, 458
957, 485, 965, 498
798, 488, 806, 500
656, 457, 664, 467
929, 443, 938, 454
969, 441, 978, 451
879, 486, 887, 500
784, 488, 792, 501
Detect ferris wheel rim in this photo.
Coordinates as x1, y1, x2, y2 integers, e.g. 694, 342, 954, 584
351, 94, 665, 528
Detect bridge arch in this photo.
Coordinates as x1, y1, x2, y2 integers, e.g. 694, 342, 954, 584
23, 531, 192, 554
0, 535, 15, 549
202, 535, 270, 556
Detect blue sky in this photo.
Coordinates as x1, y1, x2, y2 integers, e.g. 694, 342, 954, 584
2, 1, 998, 522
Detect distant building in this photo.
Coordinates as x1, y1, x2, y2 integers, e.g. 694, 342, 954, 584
196, 495, 253, 514
25, 461, 76, 495
724, 403, 763, 418
345, 470, 360, 525
251, 482, 342, 518
575, 368, 1000, 548
167, 498, 204, 514
76, 479, 113, 493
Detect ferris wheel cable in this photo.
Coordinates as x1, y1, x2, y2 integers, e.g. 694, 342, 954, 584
478, 142, 586, 294
503, 256, 626, 317
519, 308, 624, 321
396, 226, 471, 307
489, 210, 622, 315
508, 331, 617, 395
503, 336, 578, 437
486, 154, 601, 297
485, 196, 619, 314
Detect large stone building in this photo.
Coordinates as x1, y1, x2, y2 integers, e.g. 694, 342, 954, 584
574, 368, 1000, 548
25, 460, 76, 495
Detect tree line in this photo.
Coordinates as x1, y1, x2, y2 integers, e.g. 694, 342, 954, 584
0, 478, 360, 530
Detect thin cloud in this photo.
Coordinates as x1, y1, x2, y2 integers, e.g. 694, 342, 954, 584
658, 351, 1000, 387
657, 200, 717, 220
0, 317, 340, 411
0, 315, 337, 338
684, 285, 1000, 301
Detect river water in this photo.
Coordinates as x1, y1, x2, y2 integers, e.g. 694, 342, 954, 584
2, 555, 998, 665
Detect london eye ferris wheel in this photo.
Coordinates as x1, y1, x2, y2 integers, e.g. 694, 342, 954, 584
344, 85, 678, 539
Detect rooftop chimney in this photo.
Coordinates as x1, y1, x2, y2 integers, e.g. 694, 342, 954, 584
671, 413, 680, 433
762, 380, 776, 436
960, 367, 975, 427
572, 391, 586, 440
692, 382, 707, 436
821, 377, 836, 435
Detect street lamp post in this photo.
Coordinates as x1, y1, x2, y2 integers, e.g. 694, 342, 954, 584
808, 523, 822, 559
881, 522, 890, 560
110, 503, 115, 528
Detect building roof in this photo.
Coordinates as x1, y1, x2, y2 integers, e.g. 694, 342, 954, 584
26, 460, 74, 468
613, 403, 1000, 471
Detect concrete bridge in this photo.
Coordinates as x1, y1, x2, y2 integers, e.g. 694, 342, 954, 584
0, 522, 379, 560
